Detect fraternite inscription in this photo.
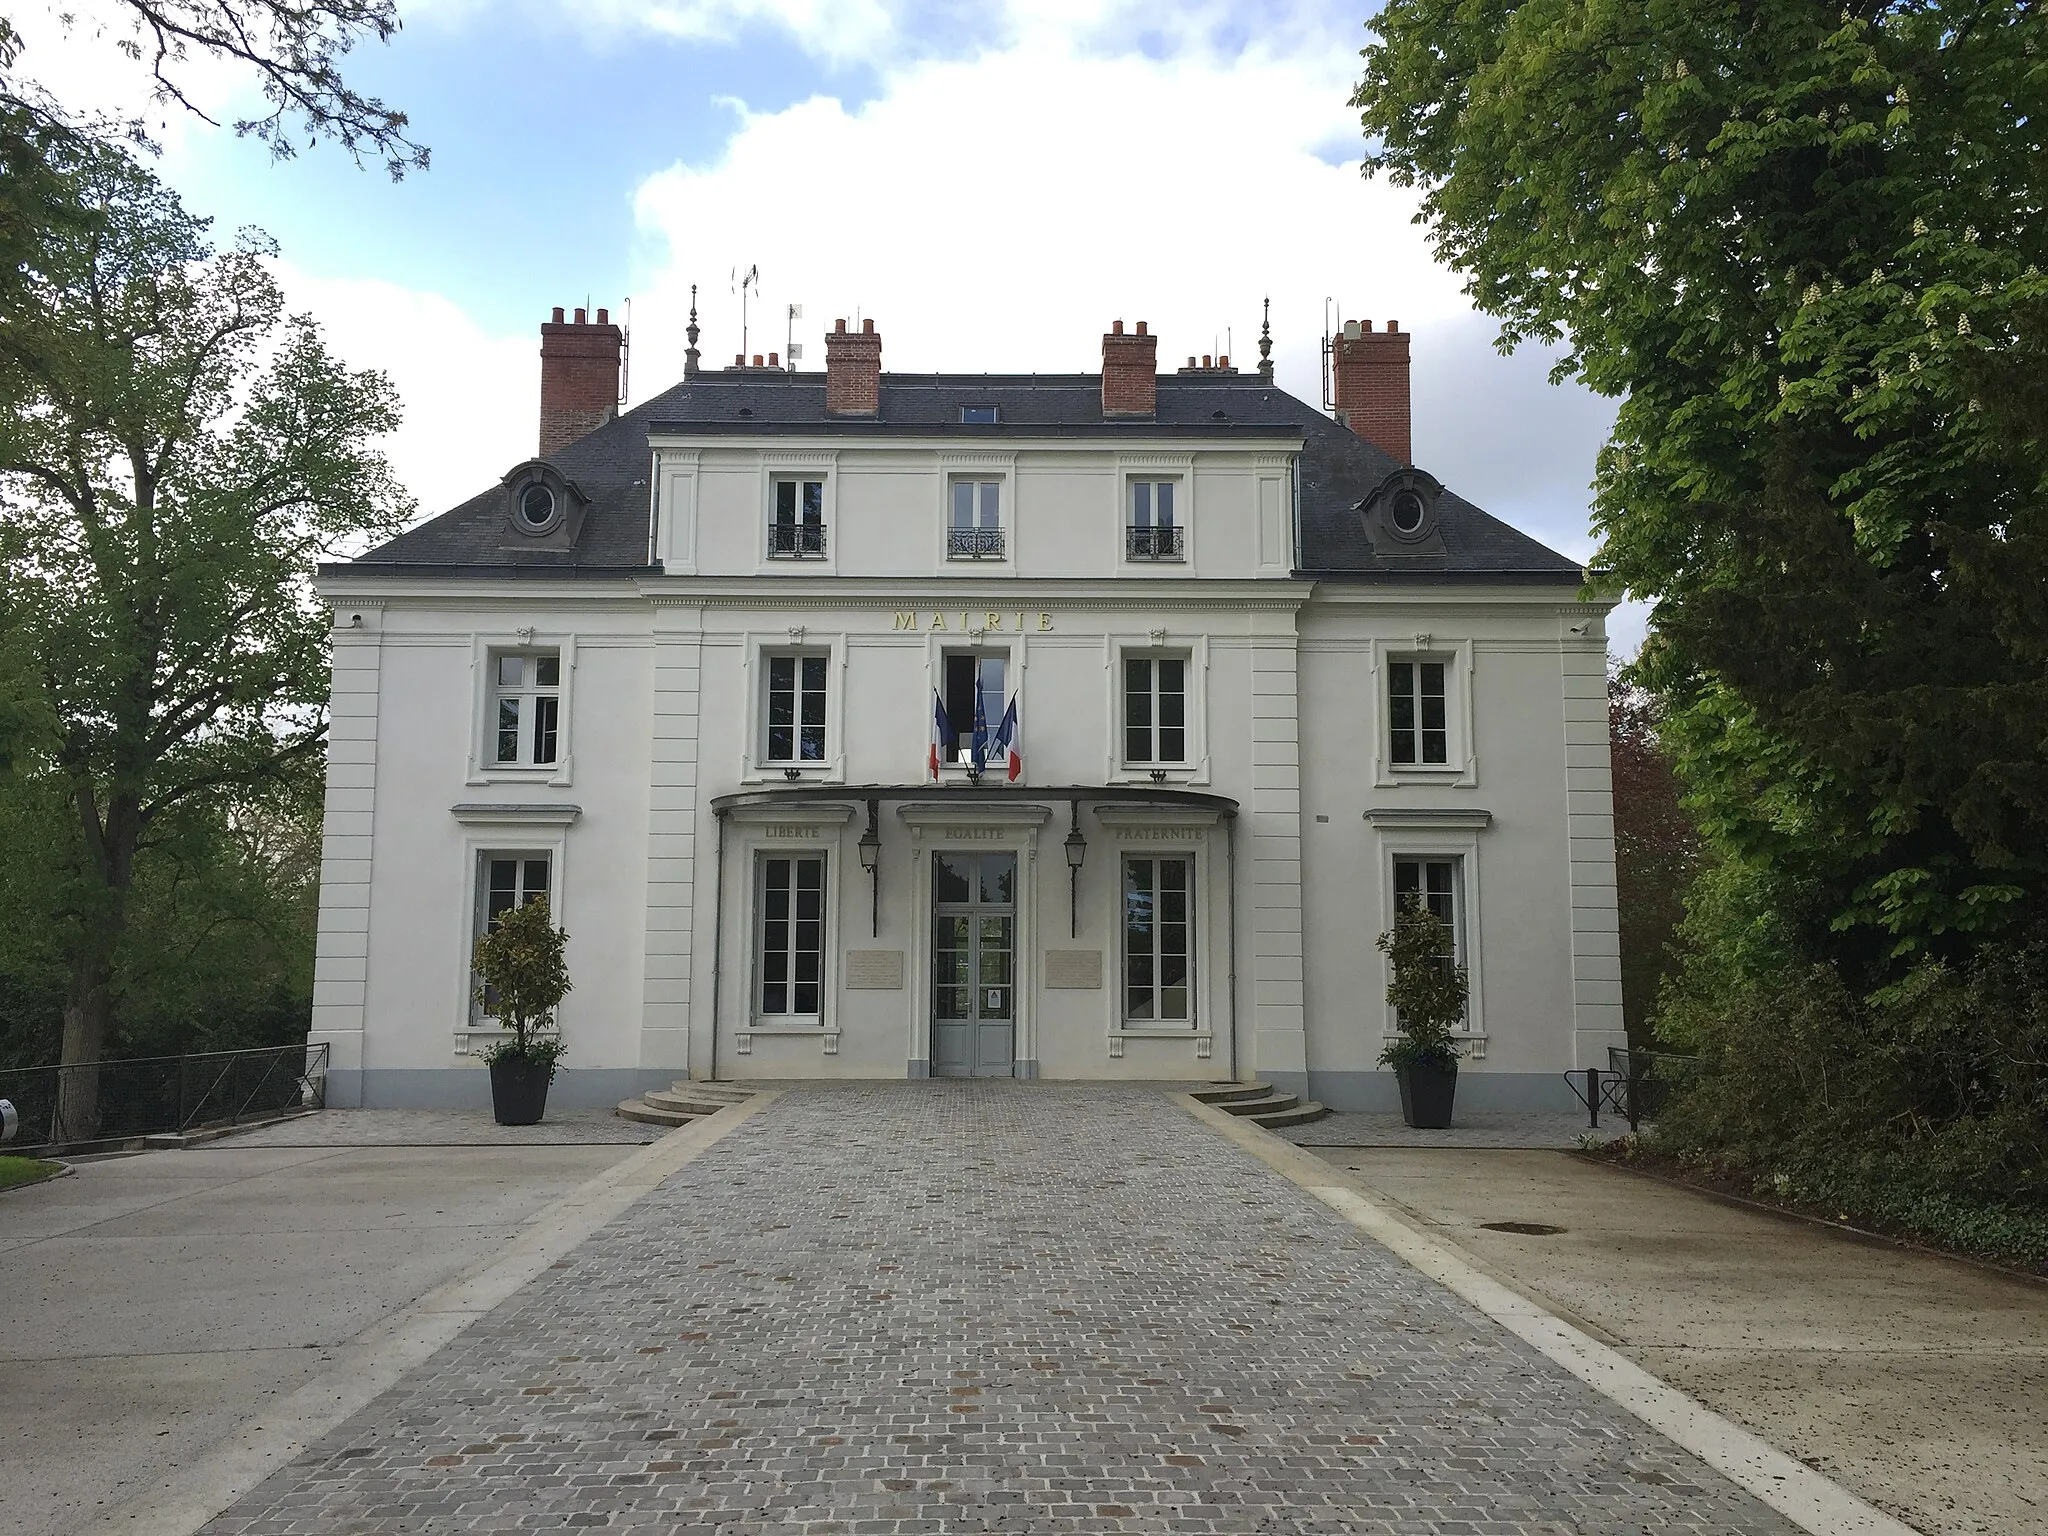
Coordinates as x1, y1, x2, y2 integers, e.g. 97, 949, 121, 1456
845, 950, 906, 989
1044, 950, 1103, 989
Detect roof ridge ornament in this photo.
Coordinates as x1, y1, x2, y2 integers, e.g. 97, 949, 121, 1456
684, 284, 701, 379
1258, 297, 1274, 382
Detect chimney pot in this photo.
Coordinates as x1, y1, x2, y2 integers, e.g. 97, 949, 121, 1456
1203, 355, 1212, 368
538, 304, 623, 456
825, 315, 883, 415
1219, 354, 1229, 367
1188, 356, 1197, 368
1101, 319, 1158, 418
1329, 304, 1413, 464
596, 307, 608, 324
768, 351, 779, 367
736, 353, 745, 365
753, 354, 764, 367
835, 317, 847, 333
1387, 320, 1399, 332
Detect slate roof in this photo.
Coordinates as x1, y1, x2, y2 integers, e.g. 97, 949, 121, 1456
333, 371, 1584, 584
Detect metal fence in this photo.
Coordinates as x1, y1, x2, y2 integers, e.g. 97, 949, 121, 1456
1564, 1046, 1698, 1131
0, 1041, 327, 1153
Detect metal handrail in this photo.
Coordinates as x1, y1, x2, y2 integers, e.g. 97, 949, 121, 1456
767, 521, 827, 557
947, 527, 1006, 559
1126, 525, 1185, 560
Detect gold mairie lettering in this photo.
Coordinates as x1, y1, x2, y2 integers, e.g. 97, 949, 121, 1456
959, 612, 969, 633
985, 611, 1003, 632
893, 611, 918, 630
930, 612, 947, 631
1016, 611, 1026, 632
1038, 612, 1054, 631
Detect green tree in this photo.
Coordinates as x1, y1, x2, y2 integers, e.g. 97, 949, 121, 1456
472, 897, 571, 1075
1375, 900, 1469, 1072
0, 141, 410, 1128
1611, 673, 1700, 1041
1354, 2, 2048, 966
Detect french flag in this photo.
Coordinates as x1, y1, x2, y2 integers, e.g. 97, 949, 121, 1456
990, 696, 1021, 781
929, 690, 955, 779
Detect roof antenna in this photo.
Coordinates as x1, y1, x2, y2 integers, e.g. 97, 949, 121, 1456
733, 264, 759, 359
685, 284, 701, 379
1258, 297, 1274, 382
619, 297, 632, 405
785, 301, 803, 371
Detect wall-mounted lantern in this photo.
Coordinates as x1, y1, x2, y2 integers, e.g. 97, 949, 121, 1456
1063, 803, 1088, 938
858, 800, 881, 937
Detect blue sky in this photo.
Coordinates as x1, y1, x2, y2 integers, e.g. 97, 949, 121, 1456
16, 0, 1637, 648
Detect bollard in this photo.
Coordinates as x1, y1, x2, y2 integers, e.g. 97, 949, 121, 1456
0, 1098, 17, 1143
1585, 1067, 1600, 1129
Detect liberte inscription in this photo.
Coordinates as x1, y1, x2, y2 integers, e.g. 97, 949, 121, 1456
845, 950, 905, 989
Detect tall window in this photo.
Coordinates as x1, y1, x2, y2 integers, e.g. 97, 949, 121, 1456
1388, 659, 1448, 766
758, 855, 825, 1018
1123, 656, 1187, 764
475, 853, 550, 1017
769, 477, 825, 557
1393, 856, 1461, 953
493, 652, 561, 767
948, 479, 1004, 559
1127, 479, 1183, 560
941, 651, 1007, 765
765, 653, 828, 765
1124, 855, 1193, 1024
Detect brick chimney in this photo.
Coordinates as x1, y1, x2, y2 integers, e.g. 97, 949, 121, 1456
1101, 319, 1157, 418
1330, 318, 1411, 464
538, 306, 623, 457
825, 317, 881, 416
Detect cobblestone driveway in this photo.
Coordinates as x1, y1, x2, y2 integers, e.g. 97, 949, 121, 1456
204, 1084, 1796, 1534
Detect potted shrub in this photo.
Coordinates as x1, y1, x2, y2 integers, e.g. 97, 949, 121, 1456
472, 896, 571, 1126
1376, 899, 1470, 1129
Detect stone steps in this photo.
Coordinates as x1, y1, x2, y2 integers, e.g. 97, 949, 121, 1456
1190, 1081, 1330, 1129
616, 1081, 756, 1128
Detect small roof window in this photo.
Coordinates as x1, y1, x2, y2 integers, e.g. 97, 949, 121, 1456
960, 404, 999, 424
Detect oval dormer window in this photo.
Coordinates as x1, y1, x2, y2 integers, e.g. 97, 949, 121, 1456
519, 483, 557, 530
1390, 488, 1426, 535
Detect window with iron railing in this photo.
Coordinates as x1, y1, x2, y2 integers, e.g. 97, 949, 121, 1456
769, 478, 826, 559
1126, 525, 1185, 560
948, 479, 1004, 560
1127, 479, 1184, 561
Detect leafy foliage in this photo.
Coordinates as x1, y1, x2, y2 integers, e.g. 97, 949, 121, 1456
1652, 859, 2048, 1265
0, 139, 411, 1108
1376, 900, 1469, 1071
472, 897, 571, 1075
1355, 2, 2048, 963
1611, 673, 1701, 1042
0, 3, 425, 177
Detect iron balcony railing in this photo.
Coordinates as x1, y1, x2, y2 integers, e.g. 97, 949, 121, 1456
1126, 525, 1186, 560
767, 521, 828, 558
0, 1041, 327, 1153
947, 526, 1007, 560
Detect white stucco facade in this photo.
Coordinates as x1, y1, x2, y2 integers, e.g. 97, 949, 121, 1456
310, 336, 1620, 1111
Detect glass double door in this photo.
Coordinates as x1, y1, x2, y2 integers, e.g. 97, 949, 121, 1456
931, 851, 1016, 1077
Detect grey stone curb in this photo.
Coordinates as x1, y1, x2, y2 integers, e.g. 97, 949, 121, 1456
73, 1090, 779, 1536
1178, 1093, 1920, 1536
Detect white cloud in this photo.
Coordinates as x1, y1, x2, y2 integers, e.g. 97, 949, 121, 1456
272, 264, 537, 520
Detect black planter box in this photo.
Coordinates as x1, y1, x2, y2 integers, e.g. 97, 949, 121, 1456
1396, 1059, 1457, 1129
489, 1054, 554, 1126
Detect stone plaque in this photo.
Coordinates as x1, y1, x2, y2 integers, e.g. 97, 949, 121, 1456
1044, 949, 1103, 989
845, 950, 905, 989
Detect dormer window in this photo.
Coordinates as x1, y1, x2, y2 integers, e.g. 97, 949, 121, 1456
1389, 487, 1426, 535
960, 405, 999, 424
502, 461, 579, 542
1361, 467, 1446, 556
518, 483, 557, 530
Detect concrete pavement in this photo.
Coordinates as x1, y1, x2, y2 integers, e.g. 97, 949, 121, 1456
1, 1137, 649, 1536
1311, 1146, 2048, 1536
